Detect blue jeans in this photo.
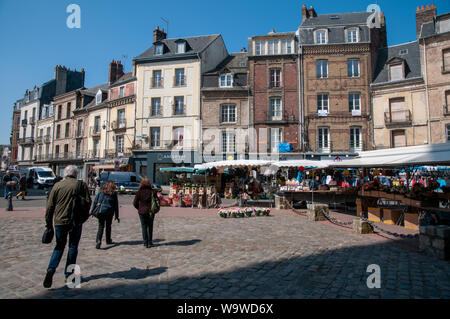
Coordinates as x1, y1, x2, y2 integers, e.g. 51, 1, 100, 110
47, 224, 83, 277
4, 186, 12, 199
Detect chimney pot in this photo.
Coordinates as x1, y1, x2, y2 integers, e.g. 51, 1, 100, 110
422, 5, 425, 10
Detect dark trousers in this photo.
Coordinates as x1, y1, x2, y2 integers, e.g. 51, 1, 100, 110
96, 213, 114, 243
47, 224, 83, 277
138, 214, 154, 245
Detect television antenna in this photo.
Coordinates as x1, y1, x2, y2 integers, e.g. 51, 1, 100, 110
161, 17, 169, 35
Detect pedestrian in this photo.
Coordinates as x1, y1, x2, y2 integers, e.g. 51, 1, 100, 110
91, 181, 120, 249
133, 178, 159, 248
2, 170, 14, 199
43, 165, 92, 288
16, 173, 27, 200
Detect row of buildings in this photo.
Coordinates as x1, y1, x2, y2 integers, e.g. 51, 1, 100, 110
9, 4, 450, 185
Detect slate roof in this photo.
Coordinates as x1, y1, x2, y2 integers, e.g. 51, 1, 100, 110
420, 22, 436, 39
110, 72, 136, 87
299, 11, 372, 45
372, 41, 422, 85
204, 52, 248, 74
134, 35, 221, 62
83, 83, 109, 108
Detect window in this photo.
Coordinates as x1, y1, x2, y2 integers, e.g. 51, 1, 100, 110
76, 140, 81, 157
77, 120, 83, 137
391, 130, 406, 148
93, 139, 99, 157
270, 69, 281, 88
315, 30, 328, 44
46, 127, 51, 138
389, 63, 404, 81
317, 94, 329, 115
222, 131, 236, 154
117, 109, 126, 128
270, 128, 283, 153
173, 126, 184, 147
64, 144, 69, 156
443, 49, 450, 72
176, 42, 186, 54
96, 92, 102, 105
66, 103, 71, 118
175, 69, 185, 87
347, 28, 359, 43
116, 136, 124, 154
57, 106, 62, 120
151, 127, 160, 147
270, 98, 282, 120
220, 104, 236, 123
316, 60, 328, 78
348, 59, 360, 77
268, 40, 279, 55
220, 74, 233, 87
388, 98, 408, 123
349, 93, 361, 114
94, 116, 101, 133
65, 122, 70, 138
174, 97, 184, 115
447, 124, 450, 142
151, 98, 161, 116
56, 125, 61, 139
55, 145, 60, 157
119, 86, 125, 98
281, 39, 292, 54
255, 40, 265, 55
318, 127, 330, 152
154, 44, 163, 55
152, 70, 163, 88
350, 127, 362, 151
39, 128, 43, 137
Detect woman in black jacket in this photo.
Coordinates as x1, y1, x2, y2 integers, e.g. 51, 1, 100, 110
133, 178, 156, 248
92, 181, 119, 249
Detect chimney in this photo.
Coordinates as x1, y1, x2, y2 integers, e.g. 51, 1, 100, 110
153, 26, 167, 43
54, 65, 68, 96
416, 4, 436, 38
301, 4, 309, 22
308, 6, 317, 18
108, 60, 124, 84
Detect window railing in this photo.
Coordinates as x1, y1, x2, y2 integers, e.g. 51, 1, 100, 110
76, 129, 84, 138
384, 110, 412, 126
151, 77, 164, 88
173, 104, 186, 116
111, 120, 127, 130
29, 117, 35, 125
173, 76, 186, 87
90, 126, 101, 136
35, 136, 43, 144
18, 137, 34, 144
105, 148, 132, 158
316, 140, 332, 153
43, 135, 51, 143
349, 140, 363, 153
21, 119, 27, 126
265, 110, 296, 122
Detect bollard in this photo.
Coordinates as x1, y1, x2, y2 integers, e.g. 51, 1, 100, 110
352, 218, 373, 234
6, 192, 13, 211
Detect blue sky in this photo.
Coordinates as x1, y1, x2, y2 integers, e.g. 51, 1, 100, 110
1, 0, 450, 145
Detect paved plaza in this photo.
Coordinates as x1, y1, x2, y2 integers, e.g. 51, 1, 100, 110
0, 201, 449, 299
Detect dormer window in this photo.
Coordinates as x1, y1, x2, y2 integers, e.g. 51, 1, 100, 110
96, 90, 102, 105
255, 40, 266, 55
346, 28, 359, 43
176, 42, 186, 54
315, 29, 328, 44
389, 63, 405, 81
154, 44, 163, 55
220, 74, 233, 87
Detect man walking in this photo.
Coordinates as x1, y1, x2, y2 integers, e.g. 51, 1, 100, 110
2, 170, 14, 199
43, 165, 92, 288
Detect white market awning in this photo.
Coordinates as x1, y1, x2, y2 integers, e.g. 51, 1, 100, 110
330, 143, 450, 168
195, 160, 273, 169
263, 160, 330, 176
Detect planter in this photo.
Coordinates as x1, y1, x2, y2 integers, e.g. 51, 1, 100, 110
382, 208, 402, 225
245, 211, 252, 217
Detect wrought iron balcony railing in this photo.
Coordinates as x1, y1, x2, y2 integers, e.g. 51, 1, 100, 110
384, 110, 412, 127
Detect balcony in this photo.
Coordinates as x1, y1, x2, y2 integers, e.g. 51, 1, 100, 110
18, 137, 34, 145
105, 148, 133, 158
90, 126, 101, 137
29, 117, 35, 125
35, 136, 43, 144
316, 140, 332, 154
146, 139, 196, 151
173, 76, 186, 87
349, 141, 363, 154
172, 105, 186, 116
52, 152, 75, 160
150, 77, 164, 89
21, 119, 27, 127
384, 110, 412, 127
75, 130, 84, 139
266, 110, 297, 123
111, 120, 127, 131
43, 135, 51, 143
444, 105, 450, 116
86, 150, 100, 160
35, 154, 53, 162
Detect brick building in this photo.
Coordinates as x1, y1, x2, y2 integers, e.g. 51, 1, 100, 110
298, 5, 387, 159
248, 30, 299, 155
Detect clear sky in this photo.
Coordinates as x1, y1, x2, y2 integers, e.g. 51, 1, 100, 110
1, 0, 450, 145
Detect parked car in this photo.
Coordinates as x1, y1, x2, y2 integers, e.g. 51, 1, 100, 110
99, 171, 162, 194
19, 167, 56, 189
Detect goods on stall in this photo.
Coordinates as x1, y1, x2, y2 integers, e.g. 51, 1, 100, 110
218, 207, 270, 218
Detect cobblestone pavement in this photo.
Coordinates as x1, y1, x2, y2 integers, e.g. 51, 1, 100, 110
0, 207, 449, 299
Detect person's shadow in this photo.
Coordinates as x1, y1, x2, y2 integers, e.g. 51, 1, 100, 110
101, 239, 201, 250
80, 266, 168, 283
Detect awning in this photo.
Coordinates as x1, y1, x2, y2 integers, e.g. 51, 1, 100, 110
330, 142, 450, 168
159, 167, 196, 173
195, 160, 273, 169
264, 160, 329, 176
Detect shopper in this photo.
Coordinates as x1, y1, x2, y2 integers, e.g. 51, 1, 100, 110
2, 170, 14, 199
16, 173, 27, 200
133, 179, 159, 248
43, 165, 92, 288
92, 181, 120, 249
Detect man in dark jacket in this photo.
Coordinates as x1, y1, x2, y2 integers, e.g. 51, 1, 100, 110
2, 170, 14, 199
43, 165, 92, 288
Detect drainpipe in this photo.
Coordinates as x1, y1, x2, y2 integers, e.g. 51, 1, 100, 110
298, 44, 304, 156
422, 38, 432, 144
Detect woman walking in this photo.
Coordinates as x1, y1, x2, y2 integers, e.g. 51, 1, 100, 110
16, 173, 27, 200
91, 181, 120, 249
133, 179, 158, 248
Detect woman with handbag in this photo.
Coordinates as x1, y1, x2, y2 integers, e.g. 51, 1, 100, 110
91, 181, 120, 249
133, 178, 159, 248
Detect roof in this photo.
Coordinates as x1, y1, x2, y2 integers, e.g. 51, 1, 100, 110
195, 160, 273, 169
420, 22, 436, 38
204, 53, 248, 74
299, 11, 372, 45
133, 34, 221, 62
110, 72, 136, 87
372, 41, 422, 85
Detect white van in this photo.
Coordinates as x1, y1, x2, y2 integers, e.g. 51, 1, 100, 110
20, 167, 56, 189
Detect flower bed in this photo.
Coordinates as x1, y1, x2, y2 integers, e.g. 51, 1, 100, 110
218, 207, 270, 218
